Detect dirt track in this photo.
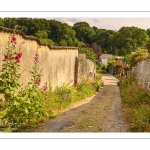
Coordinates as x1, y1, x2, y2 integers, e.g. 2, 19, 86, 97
35, 74, 129, 132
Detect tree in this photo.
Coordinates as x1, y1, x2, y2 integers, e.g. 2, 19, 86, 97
79, 47, 98, 65
0, 18, 4, 26
40, 38, 55, 46
147, 28, 150, 37
48, 20, 63, 44
110, 26, 149, 56
35, 30, 48, 39
82, 43, 102, 62
3, 18, 17, 29
92, 26, 98, 32
145, 39, 150, 52
72, 22, 96, 44
59, 23, 78, 46
95, 29, 116, 53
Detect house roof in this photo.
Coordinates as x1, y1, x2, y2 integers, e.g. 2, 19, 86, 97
115, 60, 123, 66
101, 54, 113, 59
122, 63, 129, 69
114, 60, 129, 69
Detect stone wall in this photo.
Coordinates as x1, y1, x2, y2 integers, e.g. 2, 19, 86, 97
0, 27, 78, 91
75, 54, 96, 84
0, 27, 96, 91
132, 58, 150, 90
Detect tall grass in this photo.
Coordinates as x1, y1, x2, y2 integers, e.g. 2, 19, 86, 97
40, 75, 103, 117
119, 75, 150, 132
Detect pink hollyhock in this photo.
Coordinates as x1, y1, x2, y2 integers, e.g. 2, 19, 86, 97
17, 59, 20, 63
15, 55, 19, 60
17, 53, 22, 59
34, 53, 39, 63
15, 53, 22, 63
11, 35, 17, 44
9, 56, 12, 60
4, 54, 9, 60
35, 78, 41, 85
35, 53, 39, 57
42, 85, 48, 92
15, 55, 19, 62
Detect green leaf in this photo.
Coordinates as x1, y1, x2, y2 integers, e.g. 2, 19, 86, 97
1, 74, 6, 79
29, 93, 33, 98
14, 100, 19, 106
4, 88, 10, 95
0, 87, 4, 94
0, 80, 4, 86
7, 79, 12, 83
26, 99, 31, 104
25, 108, 28, 114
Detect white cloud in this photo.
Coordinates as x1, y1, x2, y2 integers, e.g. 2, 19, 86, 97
46, 18, 150, 31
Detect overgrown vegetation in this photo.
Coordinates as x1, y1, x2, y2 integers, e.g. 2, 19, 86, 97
79, 47, 98, 65
0, 31, 103, 132
0, 75, 103, 132
51, 76, 103, 115
96, 64, 108, 74
124, 48, 149, 67
0, 31, 48, 132
108, 57, 117, 67
119, 75, 150, 132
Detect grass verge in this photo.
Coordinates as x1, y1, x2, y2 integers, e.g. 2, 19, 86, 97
118, 75, 150, 132
0, 74, 103, 132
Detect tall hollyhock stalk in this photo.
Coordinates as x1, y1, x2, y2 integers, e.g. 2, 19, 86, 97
29, 48, 48, 92
0, 32, 48, 131
0, 33, 24, 101
31, 48, 42, 89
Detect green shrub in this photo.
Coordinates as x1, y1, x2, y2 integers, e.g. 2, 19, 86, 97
125, 48, 149, 67
79, 48, 98, 65
119, 75, 150, 132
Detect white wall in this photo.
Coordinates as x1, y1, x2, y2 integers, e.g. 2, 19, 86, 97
101, 59, 108, 66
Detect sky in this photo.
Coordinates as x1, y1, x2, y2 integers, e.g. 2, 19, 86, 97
45, 17, 150, 31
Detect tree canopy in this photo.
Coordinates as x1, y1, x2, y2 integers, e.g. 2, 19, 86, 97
0, 17, 150, 61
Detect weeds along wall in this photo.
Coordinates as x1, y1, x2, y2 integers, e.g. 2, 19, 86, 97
0, 27, 78, 91
0, 27, 96, 91
132, 58, 150, 90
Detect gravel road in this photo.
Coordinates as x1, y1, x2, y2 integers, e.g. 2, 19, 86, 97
35, 74, 129, 132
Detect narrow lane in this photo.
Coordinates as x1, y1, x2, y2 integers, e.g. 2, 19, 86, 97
35, 74, 129, 132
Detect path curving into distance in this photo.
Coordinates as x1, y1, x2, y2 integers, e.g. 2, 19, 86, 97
35, 74, 129, 132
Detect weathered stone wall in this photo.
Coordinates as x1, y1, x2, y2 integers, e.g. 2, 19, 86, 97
0, 27, 96, 91
75, 54, 96, 83
132, 58, 150, 90
0, 27, 78, 91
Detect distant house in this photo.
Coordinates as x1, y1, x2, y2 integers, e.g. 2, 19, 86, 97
114, 56, 124, 59
101, 54, 113, 66
109, 58, 129, 75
